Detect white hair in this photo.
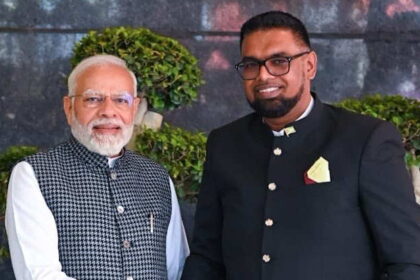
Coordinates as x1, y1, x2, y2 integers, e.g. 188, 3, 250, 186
67, 54, 138, 96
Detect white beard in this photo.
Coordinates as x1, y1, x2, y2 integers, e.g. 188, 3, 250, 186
70, 113, 134, 157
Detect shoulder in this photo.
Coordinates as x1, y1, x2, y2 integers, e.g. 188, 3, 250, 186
124, 150, 169, 175
208, 113, 256, 140
323, 103, 393, 136
24, 141, 69, 165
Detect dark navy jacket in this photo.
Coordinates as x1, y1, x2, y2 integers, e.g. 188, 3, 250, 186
182, 95, 420, 280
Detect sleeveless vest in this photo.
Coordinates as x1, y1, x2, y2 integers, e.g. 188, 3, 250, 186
26, 137, 172, 280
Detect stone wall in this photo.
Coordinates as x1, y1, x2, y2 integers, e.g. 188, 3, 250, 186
1, 0, 420, 278
1, 0, 420, 151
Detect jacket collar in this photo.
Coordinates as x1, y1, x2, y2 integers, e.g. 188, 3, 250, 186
68, 136, 127, 170
248, 92, 325, 148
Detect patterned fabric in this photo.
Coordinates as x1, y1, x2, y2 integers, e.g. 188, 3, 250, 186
26, 137, 172, 280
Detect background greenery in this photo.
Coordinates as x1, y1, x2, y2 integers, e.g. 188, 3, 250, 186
0, 146, 38, 259
71, 26, 204, 111
135, 123, 207, 201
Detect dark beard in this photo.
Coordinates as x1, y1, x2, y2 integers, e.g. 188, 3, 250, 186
248, 87, 303, 118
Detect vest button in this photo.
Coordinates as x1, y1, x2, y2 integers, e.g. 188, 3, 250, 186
123, 240, 131, 248
110, 171, 117, 180
127, 277, 134, 280
265, 218, 274, 227
273, 148, 282, 156
262, 254, 271, 263
117, 205, 125, 214
268, 183, 277, 191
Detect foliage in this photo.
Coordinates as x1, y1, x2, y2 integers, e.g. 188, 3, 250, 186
336, 94, 420, 166
71, 26, 204, 112
0, 145, 38, 260
135, 123, 207, 201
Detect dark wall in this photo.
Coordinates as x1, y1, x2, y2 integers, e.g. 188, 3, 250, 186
1, 0, 420, 151
1, 0, 420, 278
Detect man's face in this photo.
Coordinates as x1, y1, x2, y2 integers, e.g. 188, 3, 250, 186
240, 28, 316, 119
63, 64, 140, 157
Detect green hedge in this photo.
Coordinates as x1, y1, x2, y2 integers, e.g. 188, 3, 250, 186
71, 26, 204, 111
335, 94, 420, 166
135, 123, 207, 201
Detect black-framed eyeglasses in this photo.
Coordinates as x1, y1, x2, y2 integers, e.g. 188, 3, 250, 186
235, 50, 312, 80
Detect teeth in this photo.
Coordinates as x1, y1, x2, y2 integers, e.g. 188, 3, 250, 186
258, 87, 278, 93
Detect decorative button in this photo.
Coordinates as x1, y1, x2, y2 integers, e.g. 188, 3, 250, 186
117, 205, 125, 214
127, 277, 134, 280
262, 254, 271, 263
273, 148, 282, 156
268, 183, 277, 191
123, 240, 131, 248
110, 171, 117, 180
265, 218, 274, 227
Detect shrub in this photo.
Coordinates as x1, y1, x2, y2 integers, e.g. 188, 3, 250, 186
335, 94, 420, 166
0, 145, 38, 259
71, 26, 204, 111
135, 123, 207, 201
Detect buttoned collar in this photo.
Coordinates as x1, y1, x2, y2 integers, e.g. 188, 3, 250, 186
249, 92, 325, 148
272, 96, 314, 137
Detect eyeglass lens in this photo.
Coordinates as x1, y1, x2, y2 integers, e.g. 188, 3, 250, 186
77, 91, 135, 108
238, 57, 290, 80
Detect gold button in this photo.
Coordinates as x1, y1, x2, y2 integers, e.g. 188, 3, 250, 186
273, 148, 282, 156
265, 218, 274, 227
123, 240, 131, 248
268, 183, 277, 191
262, 254, 271, 263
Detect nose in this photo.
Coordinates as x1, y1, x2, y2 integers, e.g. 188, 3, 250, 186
257, 64, 274, 81
97, 96, 118, 118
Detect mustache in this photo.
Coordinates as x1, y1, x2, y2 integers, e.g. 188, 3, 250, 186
88, 118, 124, 129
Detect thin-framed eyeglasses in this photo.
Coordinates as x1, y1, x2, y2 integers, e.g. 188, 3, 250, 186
235, 50, 312, 80
69, 90, 137, 109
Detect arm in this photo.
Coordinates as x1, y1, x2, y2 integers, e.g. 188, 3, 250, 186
181, 134, 226, 280
360, 122, 420, 279
5, 162, 76, 280
166, 178, 190, 280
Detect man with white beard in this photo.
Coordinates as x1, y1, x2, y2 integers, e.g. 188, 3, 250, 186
5, 54, 189, 280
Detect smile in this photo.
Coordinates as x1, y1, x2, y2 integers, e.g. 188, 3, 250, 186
258, 87, 279, 93
93, 124, 121, 134
255, 86, 283, 99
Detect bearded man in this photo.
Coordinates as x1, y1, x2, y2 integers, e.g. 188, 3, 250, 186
182, 11, 420, 280
6, 54, 189, 280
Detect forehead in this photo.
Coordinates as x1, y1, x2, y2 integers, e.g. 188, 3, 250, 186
241, 28, 304, 58
76, 64, 134, 93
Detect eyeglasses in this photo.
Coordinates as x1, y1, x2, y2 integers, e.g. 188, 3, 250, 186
235, 50, 312, 80
70, 90, 136, 109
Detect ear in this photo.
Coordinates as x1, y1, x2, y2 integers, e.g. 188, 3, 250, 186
132, 96, 141, 117
306, 51, 318, 80
63, 95, 73, 126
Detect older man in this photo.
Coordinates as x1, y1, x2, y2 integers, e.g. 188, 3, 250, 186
6, 54, 189, 280
182, 11, 420, 280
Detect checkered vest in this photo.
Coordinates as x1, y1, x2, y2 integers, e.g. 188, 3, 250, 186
25, 137, 172, 280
